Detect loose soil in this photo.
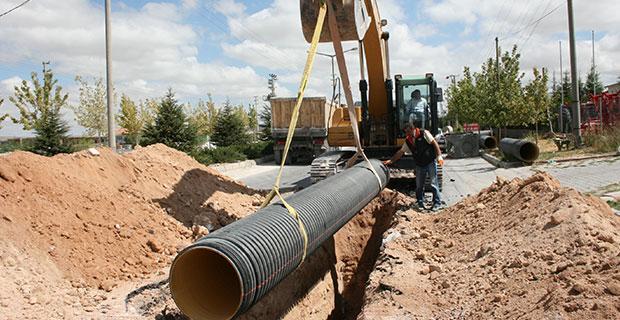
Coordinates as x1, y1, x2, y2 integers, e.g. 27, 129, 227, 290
0, 144, 261, 318
359, 173, 620, 319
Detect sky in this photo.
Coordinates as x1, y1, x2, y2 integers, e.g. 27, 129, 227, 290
1, 0, 619, 137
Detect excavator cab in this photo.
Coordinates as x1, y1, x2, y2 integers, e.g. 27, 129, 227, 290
393, 73, 443, 139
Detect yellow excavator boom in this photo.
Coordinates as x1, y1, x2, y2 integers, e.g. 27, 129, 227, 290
300, 0, 389, 119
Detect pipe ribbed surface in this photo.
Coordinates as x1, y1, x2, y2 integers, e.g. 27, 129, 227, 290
169, 160, 389, 320
499, 138, 540, 162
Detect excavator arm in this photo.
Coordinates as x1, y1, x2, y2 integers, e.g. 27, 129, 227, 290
300, 0, 390, 131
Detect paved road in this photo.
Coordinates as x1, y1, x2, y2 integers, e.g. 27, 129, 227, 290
218, 164, 312, 191
219, 156, 620, 206
442, 156, 620, 205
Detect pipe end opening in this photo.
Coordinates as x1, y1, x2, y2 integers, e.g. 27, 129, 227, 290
484, 137, 497, 149
170, 246, 243, 320
520, 142, 540, 162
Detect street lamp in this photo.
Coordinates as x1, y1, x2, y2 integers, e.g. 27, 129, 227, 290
316, 47, 358, 105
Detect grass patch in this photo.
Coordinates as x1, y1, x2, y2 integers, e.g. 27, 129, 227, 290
536, 132, 618, 161
607, 200, 620, 211
583, 127, 620, 153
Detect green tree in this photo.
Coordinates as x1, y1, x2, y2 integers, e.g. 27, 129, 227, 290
446, 67, 477, 126
71, 76, 110, 142
32, 109, 71, 156
495, 46, 525, 128
584, 65, 604, 100
248, 103, 258, 136
523, 67, 551, 127
142, 89, 198, 153
0, 99, 8, 129
117, 94, 143, 146
234, 103, 250, 129
189, 94, 218, 138
139, 98, 159, 128
9, 63, 71, 155
212, 100, 248, 147
259, 103, 272, 140
10, 63, 68, 130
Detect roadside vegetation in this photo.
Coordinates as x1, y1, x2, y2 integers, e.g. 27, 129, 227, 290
0, 62, 273, 163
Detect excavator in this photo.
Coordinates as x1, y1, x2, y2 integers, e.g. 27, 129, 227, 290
300, 0, 444, 188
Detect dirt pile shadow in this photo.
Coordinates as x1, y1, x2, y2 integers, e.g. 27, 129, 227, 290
155, 168, 262, 230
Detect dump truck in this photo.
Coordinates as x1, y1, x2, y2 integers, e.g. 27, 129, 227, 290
270, 96, 336, 164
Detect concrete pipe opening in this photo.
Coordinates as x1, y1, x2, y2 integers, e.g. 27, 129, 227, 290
169, 246, 243, 320
520, 142, 539, 162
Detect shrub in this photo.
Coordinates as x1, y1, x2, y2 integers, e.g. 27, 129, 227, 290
235, 141, 273, 159
583, 127, 620, 153
193, 146, 247, 165
0, 140, 34, 153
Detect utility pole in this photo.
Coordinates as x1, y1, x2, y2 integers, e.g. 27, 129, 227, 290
592, 30, 602, 131
267, 74, 277, 99
105, 0, 116, 150
567, 0, 581, 144
446, 74, 458, 127
559, 41, 564, 132
495, 37, 501, 139
253, 96, 259, 132
316, 48, 358, 106
495, 37, 500, 89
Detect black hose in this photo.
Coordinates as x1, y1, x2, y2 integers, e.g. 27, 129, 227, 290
499, 138, 540, 162
169, 160, 389, 320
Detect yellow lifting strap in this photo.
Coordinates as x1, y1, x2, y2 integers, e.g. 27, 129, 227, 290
325, 0, 383, 189
260, 1, 327, 266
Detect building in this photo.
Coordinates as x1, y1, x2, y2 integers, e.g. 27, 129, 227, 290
605, 81, 620, 94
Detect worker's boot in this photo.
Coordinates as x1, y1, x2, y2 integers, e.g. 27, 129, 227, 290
414, 202, 425, 212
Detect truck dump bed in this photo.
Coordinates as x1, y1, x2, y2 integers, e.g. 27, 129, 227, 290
270, 97, 333, 138
270, 97, 335, 163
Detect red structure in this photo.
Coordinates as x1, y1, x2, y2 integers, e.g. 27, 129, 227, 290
580, 92, 620, 132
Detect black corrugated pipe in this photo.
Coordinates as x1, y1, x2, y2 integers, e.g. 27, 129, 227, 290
169, 160, 389, 320
499, 138, 540, 162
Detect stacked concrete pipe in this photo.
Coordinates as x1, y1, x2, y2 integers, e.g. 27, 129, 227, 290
499, 138, 540, 162
169, 160, 389, 320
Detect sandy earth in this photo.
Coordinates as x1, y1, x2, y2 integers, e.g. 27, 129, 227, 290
0, 144, 261, 319
1, 145, 618, 319
359, 173, 620, 319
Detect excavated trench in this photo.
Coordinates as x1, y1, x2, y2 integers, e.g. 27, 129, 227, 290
236, 190, 401, 320
127, 190, 401, 320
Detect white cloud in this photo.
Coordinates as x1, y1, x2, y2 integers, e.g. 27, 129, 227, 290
213, 0, 246, 17
423, 0, 479, 25
182, 0, 199, 10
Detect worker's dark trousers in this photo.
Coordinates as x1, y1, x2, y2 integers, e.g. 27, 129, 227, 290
415, 161, 441, 206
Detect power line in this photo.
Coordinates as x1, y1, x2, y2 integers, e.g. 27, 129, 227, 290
191, 8, 294, 71
500, 1, 563, 42
0, 0, 31, 18
480, 0, 510, 61
518, 1, 556, 52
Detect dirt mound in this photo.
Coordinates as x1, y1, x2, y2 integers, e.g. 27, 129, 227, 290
0, 144, 261, 318
360, 172, 620, 319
